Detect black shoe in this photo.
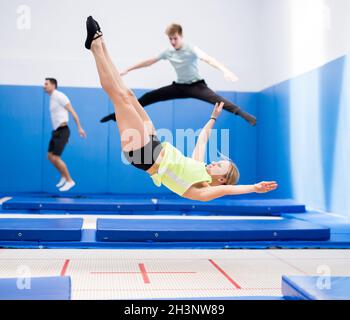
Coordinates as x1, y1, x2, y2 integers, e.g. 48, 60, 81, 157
94, 18, 102, 32
85, 16, 103, 50
236, 109, 257, 126
100, 113, 117, 123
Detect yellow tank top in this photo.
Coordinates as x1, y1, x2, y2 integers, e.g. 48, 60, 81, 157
151, 142, 212, 196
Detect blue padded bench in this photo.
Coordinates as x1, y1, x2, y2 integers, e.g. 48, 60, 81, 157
1, 197, 156, 212
282, 275, 350, 300
156, 198, 305, 214
0, 218, 83, 241
2, 197, 305, 215
0, 276, 71, 300
96, 218, 330, 242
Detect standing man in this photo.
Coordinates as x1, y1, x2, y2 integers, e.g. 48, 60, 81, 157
100, 23, 256, 126
44, 78, 87, 192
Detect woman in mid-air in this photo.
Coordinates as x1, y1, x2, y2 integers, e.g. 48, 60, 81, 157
85, 16, 278, 201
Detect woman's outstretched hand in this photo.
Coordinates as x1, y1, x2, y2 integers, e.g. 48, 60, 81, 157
211, 102, 224, 119
254, 181, 278, 193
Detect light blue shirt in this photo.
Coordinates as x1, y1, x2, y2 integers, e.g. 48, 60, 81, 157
158, 43, 205, 84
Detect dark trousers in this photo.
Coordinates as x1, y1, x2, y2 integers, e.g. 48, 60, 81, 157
101, 80, 256, 126
138, 80, 240, 113
103, 80, 248, 122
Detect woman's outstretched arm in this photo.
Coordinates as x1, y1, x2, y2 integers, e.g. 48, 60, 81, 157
184, 181, 278, 202
192, 102, 224, 162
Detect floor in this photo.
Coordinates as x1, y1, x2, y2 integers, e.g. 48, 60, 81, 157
0, 249, 349, 300
1, 196, 349, 299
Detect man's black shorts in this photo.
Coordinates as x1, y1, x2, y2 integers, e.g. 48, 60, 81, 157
48, 125, 70, 156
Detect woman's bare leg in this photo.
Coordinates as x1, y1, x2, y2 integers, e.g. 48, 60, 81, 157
90, 37, 149, 151
100, 37, 156, 136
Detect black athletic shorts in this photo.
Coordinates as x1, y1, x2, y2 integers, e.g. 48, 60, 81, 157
123, 135, 163, 172
48, 125, 70, 156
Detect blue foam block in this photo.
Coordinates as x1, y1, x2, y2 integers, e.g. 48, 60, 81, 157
0, 229, 348, 249
96, 218, 330, 242
0, 218, 83, 241
2, 197, 305, 215
0, 276, 71, 300
283, 212, 350, 234
156, 198, 305, 214
282, 276, 350, 300
2, 197, 156, 212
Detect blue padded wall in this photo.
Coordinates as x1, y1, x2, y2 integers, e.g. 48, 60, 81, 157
0, 86, 257, 194
1, 54, 350, 219
235, 92, 258, 185
0, 85, 44, 192
257, 84, 293, 198
2, 52, 348, 217
257, 54, 350, 217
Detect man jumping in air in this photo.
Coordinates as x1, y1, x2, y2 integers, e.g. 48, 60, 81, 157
100, 23, 256, 126
44, 78, 87, 192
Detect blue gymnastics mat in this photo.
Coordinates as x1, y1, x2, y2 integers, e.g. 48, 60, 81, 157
2, 197, 155, 212
0, 212, 348, 248
156, 198, 305, 214
282, 276, 350, 300
2, 196, 305, 215
0, 276, 71, 300
96, 218, 330, 242
0, 230, 347, 249
0, 218, 83, 241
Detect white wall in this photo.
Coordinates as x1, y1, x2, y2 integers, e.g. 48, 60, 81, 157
2, 0, 350, 92
0, 0, 260, 92
258, 0, 350, 90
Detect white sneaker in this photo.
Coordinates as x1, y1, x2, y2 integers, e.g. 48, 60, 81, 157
59, 180, 76, 192
56, 177, 67, 188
